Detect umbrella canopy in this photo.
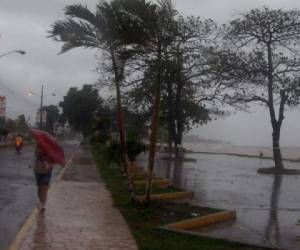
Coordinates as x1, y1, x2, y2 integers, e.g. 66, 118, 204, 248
30, 129, 65, 166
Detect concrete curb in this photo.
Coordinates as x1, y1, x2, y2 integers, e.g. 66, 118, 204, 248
7, 143, 80, 250
165, 210, 236, 230
133, 179, 171, 187
7, 209, 39, 250
158, 210, 283, 250
135, 191, 193, 202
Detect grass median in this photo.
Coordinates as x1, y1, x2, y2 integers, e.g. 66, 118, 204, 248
92, 143, 270, 250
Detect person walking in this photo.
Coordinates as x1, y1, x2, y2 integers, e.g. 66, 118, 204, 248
33, 145, 53, 212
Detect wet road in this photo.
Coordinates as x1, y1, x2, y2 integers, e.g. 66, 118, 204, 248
136, 152, 300, 250
0, 141, 78, 250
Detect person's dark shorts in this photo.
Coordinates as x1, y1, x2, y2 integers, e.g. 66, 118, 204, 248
34, 172, 52, 186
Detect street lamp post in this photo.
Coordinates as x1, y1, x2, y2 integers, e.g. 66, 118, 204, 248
40, 85, 44, 129
28, 85, 55, 129
0, 50, 26, 58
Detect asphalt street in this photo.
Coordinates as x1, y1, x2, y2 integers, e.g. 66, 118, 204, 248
0, 140, 78, 250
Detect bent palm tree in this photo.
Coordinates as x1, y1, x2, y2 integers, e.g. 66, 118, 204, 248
143, 0, 177, 204
49, 0, 156, 201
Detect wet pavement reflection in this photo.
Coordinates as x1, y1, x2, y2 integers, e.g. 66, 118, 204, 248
265, 174, 281, 246
32, 213, 47, 250
136, 152, 300, 250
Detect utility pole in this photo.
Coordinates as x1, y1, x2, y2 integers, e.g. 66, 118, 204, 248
28, 86, 55, 130
39, 85, 44, 129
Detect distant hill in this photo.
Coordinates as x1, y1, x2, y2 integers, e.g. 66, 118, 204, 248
183, 135, 230, 144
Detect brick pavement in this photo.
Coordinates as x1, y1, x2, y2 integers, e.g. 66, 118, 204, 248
17, 146, 137, 250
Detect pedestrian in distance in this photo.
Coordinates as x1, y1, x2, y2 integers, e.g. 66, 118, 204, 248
33, 144, 53, 212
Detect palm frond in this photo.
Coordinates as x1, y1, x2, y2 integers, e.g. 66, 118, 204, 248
65, 4, 98, 27
157, 0, 176, 16
49, 18, 101, 54
49, 0, 162, 54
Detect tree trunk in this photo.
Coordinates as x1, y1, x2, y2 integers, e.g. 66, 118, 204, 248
175, 127, 183, 159
266, 44, 284, 171
167, 80, 176, 154
174, 51, 184, 159
111, 48, 127, 173
272, 125, 284, 170
167, 136, 173, 153
174, 140, 179, 158
110, 47, 135, 202
115, 81, 128, 173
174, 84, 183, 159
145, 45, 162, 205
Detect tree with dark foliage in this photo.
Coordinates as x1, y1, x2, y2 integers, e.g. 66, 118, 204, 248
42, 105, 60, 134
219, 7, 300, 171
60, 84, 101, 139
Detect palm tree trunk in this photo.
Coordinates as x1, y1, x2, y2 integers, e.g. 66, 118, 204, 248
145, 45, 162, 205
110, 47, 135, 202
115, 80, 127, 173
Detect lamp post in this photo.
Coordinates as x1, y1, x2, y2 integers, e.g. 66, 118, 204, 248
28, 85, 55, 129
0, 50, 26, 58
39, 85, 44, 129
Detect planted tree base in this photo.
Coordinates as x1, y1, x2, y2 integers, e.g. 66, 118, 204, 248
257, 167, 300, 175
135, 191, 193, 202
133, 179, 171, 187
164, 210, 236, 230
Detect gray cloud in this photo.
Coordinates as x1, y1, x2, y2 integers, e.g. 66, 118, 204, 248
175, 0, 300, 146
1, 0, 300, 146
0, 0, 100, 122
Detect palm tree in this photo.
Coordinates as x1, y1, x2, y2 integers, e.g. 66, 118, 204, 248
142, 0, 178, 204
49, 0, 156, 201
49, 0, 178, 204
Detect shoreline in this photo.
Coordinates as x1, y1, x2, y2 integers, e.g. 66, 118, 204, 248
185, 150, 300, 163
180, 143, 300, 163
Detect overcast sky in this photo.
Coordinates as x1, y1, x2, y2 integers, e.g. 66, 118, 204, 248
1, 0, 300, 146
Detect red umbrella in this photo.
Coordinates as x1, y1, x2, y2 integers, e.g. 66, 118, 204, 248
30, 128, 65, 166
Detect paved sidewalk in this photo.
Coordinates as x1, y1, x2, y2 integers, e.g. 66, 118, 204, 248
16, 145, 137, 250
